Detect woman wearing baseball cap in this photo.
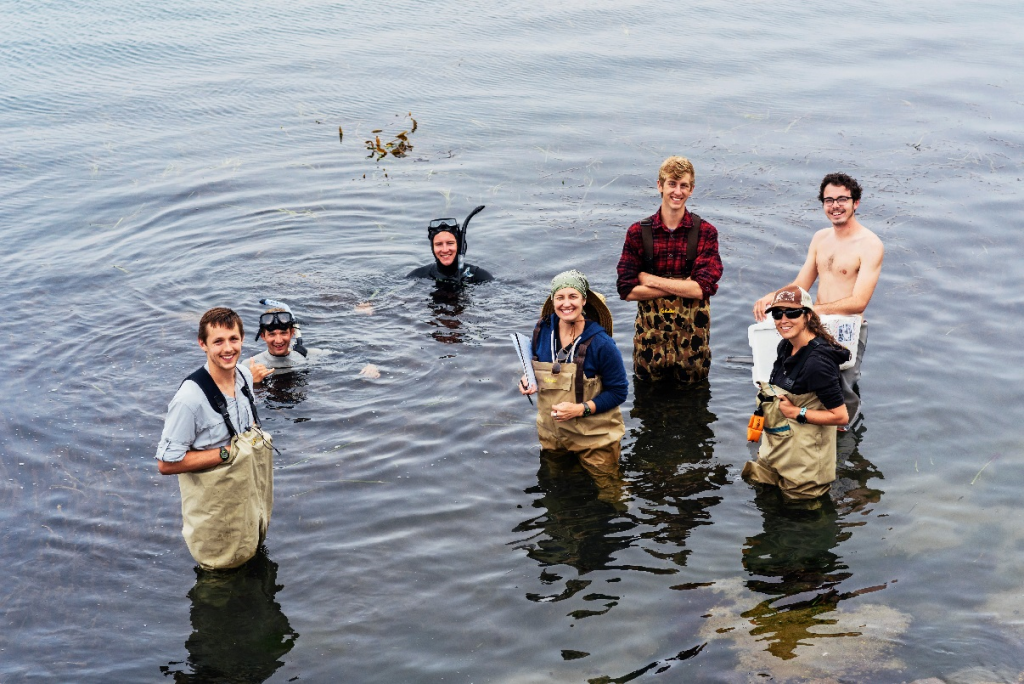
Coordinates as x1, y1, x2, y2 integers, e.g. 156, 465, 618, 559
742, 285, 850, 501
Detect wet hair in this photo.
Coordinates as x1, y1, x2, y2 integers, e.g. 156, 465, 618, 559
804, 310, 842, 349
818, 173, 863, 203
658, 156, 695, 186
198, 307, 243, 343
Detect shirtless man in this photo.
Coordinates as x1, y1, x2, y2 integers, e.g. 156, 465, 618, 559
753, 172, 884, 424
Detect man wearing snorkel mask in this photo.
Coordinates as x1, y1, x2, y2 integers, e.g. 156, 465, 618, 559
408, 208, 494, 286
244, 307, 307, 383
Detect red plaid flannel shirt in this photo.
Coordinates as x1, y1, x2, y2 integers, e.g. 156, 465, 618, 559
616, 209, 723, 300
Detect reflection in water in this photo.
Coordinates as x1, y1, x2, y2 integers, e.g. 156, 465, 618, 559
160, 549, 298, 683
257, 368, 309, 411
740, 423, 886, 660
513, 453, 634, 618
625, 383, 728, 568
426, 285, 469, 344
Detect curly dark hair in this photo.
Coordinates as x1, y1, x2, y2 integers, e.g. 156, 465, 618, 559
818, 173, 862, 203
804, 309, 842, 349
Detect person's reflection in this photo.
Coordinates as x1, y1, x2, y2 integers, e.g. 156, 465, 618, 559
160, 548, 298, 683
257, 367, 309, 410
427, 285, 468, 344
624, 383, 728, 567
832, 419, 884, 515
740, 428, 886, 660
512, 453, 635, 616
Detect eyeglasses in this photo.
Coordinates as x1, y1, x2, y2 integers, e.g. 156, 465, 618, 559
822, 196, 852, 207
551, 349, 570, 374
259, 311, 294, 328
771, 308, 807, 320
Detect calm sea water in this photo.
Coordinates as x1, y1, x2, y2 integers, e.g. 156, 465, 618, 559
3, 0, 1024, 681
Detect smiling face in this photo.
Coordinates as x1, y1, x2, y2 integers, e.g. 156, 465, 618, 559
261, 327, 295, 357
773, 308, 809, 342
552, 287, 586, 324
199, 323, 243, 373
657, 173, 694, 216
822, 183, 860, 227
432, 231, 459, 267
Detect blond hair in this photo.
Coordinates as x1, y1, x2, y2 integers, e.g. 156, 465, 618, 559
658, 156, 695, 186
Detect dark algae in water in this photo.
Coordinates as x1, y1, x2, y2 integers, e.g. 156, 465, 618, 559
365, 112, 417, 160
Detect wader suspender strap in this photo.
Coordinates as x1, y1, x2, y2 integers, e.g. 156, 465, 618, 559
531, 319, 545, 361
183, 367, 261, 438
572, 339, 593, 404
641, 213, 702, 277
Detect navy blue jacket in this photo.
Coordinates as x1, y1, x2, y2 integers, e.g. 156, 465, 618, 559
531, 315, 628, 415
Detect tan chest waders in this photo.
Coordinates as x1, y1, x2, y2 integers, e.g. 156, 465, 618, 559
633, 214, 711, 384
177, 367, 274, 570
530, 328, 625, 490
742, 382, 837, 500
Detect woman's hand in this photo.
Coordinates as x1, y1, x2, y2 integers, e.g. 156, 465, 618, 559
519, 375, 537, 396
778, 395, 800, 419
550, 401, 585, 422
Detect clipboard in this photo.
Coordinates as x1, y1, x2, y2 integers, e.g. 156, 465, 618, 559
510, 333, 537, 403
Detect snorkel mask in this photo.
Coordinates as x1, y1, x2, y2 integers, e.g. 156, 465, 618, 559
255, 310, 295, 340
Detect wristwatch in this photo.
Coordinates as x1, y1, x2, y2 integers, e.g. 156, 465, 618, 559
796, 407, 808, 424
219, 446, 230, 462
581, 403, 592, 417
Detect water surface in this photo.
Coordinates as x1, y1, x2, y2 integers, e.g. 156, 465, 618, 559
3, 0, 1024, 681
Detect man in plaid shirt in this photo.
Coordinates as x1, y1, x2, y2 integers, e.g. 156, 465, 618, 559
616, 156, 723, 384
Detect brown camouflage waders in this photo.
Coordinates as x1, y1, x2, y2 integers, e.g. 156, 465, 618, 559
633, 292, 711, 384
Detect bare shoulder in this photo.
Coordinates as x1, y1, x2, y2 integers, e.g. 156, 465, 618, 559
808, 227, 833, 250
855, 224, 885, 258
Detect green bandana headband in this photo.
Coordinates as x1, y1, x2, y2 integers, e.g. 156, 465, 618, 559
549, 269, 589, 299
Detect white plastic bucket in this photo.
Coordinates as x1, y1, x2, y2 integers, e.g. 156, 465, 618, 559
747, 314, 862, 385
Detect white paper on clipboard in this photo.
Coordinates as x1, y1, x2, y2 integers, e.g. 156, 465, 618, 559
510, 333, 537, 389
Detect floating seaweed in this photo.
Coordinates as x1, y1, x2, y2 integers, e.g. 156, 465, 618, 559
364, 113, 417, 161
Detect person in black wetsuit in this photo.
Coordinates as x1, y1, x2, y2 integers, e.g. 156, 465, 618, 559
408, 206, 494, 286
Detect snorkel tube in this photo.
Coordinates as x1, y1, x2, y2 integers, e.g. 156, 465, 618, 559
457, 205, 486, 282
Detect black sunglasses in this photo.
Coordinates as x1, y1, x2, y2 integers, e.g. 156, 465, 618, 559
771, 308, 807, 320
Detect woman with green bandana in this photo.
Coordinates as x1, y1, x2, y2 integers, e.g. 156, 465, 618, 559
518, 270, 628, 491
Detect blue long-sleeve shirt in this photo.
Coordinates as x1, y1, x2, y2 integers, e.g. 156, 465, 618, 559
531, 316, 629, 414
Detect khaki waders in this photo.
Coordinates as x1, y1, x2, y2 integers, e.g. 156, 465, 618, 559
179, 426, 274, 570
742, 382, 837, 500
533, 359, 625, 492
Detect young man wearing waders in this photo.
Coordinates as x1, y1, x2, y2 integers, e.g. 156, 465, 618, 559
616, 156, 724, 384
156, 307, 274, 571
752, 173, 884, 427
